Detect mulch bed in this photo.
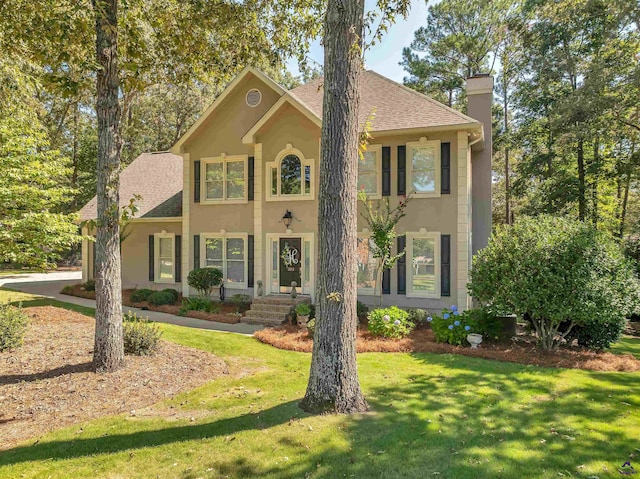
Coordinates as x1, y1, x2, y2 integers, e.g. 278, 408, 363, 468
0, 306, 229, 450
254, 325, 640, 373
61, 284, 243, 324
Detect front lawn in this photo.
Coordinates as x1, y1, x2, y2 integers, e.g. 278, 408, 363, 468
1, 289, 639, 478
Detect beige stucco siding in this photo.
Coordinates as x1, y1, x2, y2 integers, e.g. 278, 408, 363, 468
120, 222, 183, 290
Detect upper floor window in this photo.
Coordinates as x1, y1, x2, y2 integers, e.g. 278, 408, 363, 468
357, 144, 382, 198
267, 145, 313, 201
408, 139, 441, 197
202, 155, 247, 203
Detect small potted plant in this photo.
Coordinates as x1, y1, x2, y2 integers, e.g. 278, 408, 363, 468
295, 302, 312, 330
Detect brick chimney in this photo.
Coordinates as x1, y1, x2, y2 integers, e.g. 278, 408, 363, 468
466, 74, 494, 254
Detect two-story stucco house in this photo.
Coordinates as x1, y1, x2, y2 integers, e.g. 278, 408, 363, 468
79, 67, 493, 322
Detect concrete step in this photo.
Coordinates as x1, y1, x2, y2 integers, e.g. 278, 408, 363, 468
242, 316, 287, 326
249, 303, 295, 314
244, 310, 287, 320
251, 295, 310, 306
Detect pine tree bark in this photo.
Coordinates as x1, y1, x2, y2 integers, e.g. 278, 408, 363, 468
299, 0, 368, 414
92, 0, 125, 372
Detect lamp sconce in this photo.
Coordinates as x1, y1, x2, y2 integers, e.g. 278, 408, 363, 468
279, 210, 301, 230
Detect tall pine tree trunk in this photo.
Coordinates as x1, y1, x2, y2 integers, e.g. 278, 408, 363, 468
92, 0, 125, 372
577, 139, 586, 221
300, 0, 368, 414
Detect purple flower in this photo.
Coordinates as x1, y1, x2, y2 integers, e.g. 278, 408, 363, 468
394, 319, 401, 326
383, 315, 390, 323
448, 325, 454, 330
465, 325, 471, 331
443, 313, 450, 320
454, 320, 460, 326
427, 316, 433, 322
451, 305, 458, 312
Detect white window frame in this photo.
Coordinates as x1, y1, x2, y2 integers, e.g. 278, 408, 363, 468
407, 138, 441, 198
154, 232, 175, 284
357, 144, 382, 199
356, 233, 379, 296
200, 232, 248, 289
406, 231, 441, 298
201, 154, 248, 204
265, 144, 314, 202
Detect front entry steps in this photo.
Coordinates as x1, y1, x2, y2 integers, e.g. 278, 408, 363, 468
243, 295, 310, 326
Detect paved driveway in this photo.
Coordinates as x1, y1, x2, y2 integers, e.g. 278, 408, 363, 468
1, 272, 263, 335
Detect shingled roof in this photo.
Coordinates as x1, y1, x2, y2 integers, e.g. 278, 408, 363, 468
78, 152, 183, 221
288, 70, 480, 132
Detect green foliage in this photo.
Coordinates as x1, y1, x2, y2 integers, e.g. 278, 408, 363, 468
130, 288, 154, 303
161, 288, 180, 303
147, 290, 176, 307
429, 306, 477, 346
180, 296, 220, 314
463, 307, 504, 341
406, 308, 428, 326
187, 267, 223, 297
0, 60, 81, 268
469, 215, 640, 349
566, 317, 627, 351
357, 301, 369, 320
295, 302, 312, 316
82, 280, 95, 292
123, 312, 162, 356
307, 318, 316, 339
367, 306, 414, 339
0, 304, 29, 352
226, 294, 251, 313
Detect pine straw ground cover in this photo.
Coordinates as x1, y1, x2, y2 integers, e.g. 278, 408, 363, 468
255, 325, 640, 372
0, 306, 229, 450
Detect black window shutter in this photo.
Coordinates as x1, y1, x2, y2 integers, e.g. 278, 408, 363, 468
194, 160, 201, 203
148, 235, 154, 281
397, 145, 406, 195
248, 156, 255, 201
248, 235, 254, 287
397, 235, 406, 295
382, 268, 390, 295
193, 234, 200, 269
382, 146, 391, 196
441, 142, 451, 194
175, 235, 182, 283
441, 234, 451, 297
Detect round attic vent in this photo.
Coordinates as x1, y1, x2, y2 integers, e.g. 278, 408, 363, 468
246, 89, 262, 107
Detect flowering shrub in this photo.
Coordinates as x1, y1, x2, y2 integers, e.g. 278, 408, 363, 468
368, 306, 414, 339
428, 306, 478, 346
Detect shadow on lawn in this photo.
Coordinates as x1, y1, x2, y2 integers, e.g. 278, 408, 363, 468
0, 362, 92, 385
1, 352, 639, 478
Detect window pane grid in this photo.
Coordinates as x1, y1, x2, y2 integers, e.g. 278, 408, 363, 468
204, 158, 246, 200
411, 237, 436, 294
411, 146, 436, 193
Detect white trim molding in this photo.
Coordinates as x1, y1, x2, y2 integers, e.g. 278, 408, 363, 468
201, 154, 249, 204
406, 231, 441, 298
358, 144, 383, 199
265, 145, 314, 202
456, 131, 471, 310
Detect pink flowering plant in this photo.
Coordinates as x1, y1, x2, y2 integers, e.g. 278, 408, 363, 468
428, 306, 478, 346
367, 306, 414, 339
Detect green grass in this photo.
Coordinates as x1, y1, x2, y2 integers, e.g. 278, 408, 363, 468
1, 289, 639, 478
0, 288, 96, 317
610, 335, 640, 359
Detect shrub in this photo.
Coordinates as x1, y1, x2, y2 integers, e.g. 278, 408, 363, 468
227, 294, 251, 313
357, 301, 369, 320
123, 312, 162, 355
161, 288, 180, 303
464, 307, 504, 341
0, 304, 29, 352
406, 308, 428, 326
367, 306, 414, 339
82, 279, 95, 292
130, 288, 154, 303
429, 306, 478, 346
187, 267, 223, 297
566, 316, 626, 350
469, 215, 640, 350
180, 296, 220, 314
307, 318, 316, 339
295, 302, 312, 316
148, 290, 176, 306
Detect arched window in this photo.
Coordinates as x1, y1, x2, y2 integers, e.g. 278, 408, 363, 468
280, 154, 301, 195
267, 145, 313, 200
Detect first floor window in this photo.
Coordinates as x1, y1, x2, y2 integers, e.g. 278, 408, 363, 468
155, 233, 175, 283
407, 232, 440, 297
357, 236, 378, 294
203, 235, 246, 287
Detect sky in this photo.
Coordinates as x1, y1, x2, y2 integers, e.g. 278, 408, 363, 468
286, 0, 432, 83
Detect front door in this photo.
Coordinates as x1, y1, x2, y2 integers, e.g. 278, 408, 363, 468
279, 238, 302, 293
